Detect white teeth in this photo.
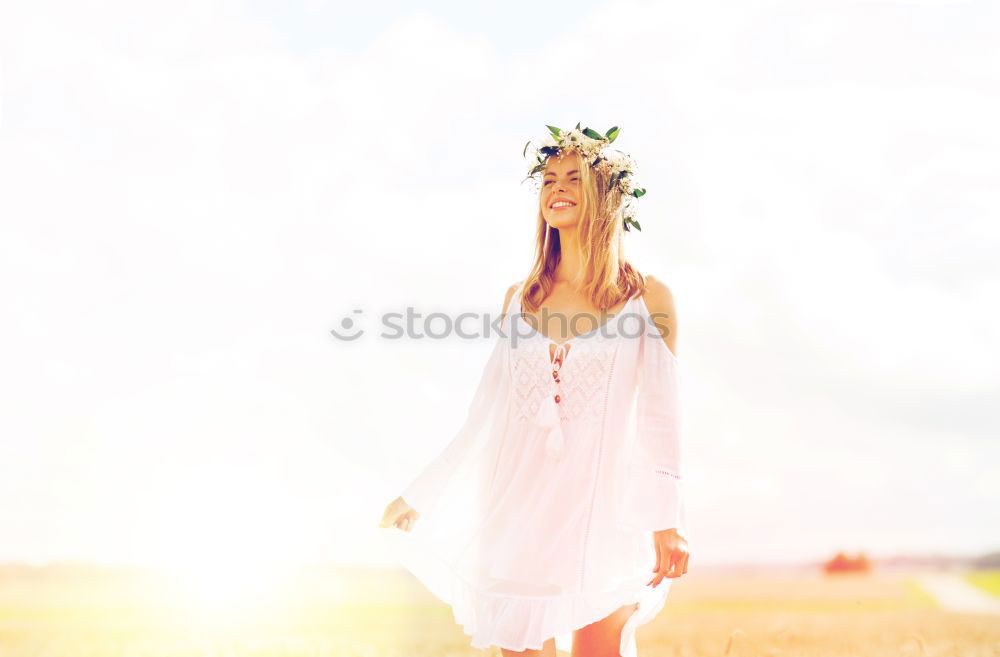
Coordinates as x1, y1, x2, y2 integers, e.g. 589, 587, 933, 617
551, 201, 575, 209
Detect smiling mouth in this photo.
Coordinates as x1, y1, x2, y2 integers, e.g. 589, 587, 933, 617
550, 201, 577, 211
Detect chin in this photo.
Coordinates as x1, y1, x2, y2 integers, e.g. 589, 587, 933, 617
545, 210, 580, 230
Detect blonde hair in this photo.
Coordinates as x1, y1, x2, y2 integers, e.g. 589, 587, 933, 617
520, 149, 646, 313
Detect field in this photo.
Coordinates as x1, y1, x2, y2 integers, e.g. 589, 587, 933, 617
966, 571, 1000, 597
0, 565, 998, 656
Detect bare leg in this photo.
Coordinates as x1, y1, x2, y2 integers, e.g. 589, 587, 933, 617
571, 602, 639, 657
501, 637, 557, 657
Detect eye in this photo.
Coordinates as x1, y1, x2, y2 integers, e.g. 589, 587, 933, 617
543, 180, 553, 185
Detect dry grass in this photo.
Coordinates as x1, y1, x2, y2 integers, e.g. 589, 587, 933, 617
965, 570, 1000, 597
0, 566, 997, 656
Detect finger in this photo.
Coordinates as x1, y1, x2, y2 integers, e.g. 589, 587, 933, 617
647, 541, 661, 586
661, 551, 677, 579
670, 549, 685, 578
648, 560, 661, 585
680, 551, 690, 575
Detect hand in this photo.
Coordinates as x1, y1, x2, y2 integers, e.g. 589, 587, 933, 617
647, 528, 689, 586
379, 496, 420, 532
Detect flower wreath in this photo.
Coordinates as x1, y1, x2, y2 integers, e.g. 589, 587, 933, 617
522, 122, 647, 232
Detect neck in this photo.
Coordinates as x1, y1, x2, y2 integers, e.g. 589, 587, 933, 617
552, 224, 586, 287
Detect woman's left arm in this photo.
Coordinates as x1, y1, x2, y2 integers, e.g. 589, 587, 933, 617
619, 275, 690, 585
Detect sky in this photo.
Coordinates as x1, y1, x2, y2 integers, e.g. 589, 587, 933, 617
0, 0, 997, 570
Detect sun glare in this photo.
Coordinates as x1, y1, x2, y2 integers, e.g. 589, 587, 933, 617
144, 464, 312, 626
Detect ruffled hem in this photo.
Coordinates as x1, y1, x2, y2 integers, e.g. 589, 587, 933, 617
387, 528, 672, 655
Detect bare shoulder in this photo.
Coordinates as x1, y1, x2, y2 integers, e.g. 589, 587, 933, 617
639, 274, 678, 355
501, 280, 523, 317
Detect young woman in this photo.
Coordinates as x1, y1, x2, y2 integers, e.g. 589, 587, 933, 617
380, 124, 690, 657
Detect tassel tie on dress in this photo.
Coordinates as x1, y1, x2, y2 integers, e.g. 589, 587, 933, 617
534, 341, 568, 461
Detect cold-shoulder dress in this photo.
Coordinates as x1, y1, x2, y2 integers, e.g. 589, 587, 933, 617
386, 280, 689, 657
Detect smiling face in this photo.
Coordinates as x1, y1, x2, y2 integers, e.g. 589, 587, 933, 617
540, 150, 584, 229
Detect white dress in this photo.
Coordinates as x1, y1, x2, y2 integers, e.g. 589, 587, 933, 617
386, 280, 689, 656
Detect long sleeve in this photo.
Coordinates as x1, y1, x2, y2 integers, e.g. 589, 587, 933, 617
399, 333, 510, 516
618, 324, 689, 539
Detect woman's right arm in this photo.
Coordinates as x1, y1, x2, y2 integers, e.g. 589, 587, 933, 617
386, 282, 520, 525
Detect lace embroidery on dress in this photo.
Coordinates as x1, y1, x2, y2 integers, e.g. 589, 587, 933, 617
510, 339, 550, 424
551, 335, 616, 424
509, 282, 630, 426
509, 333, 617, 425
